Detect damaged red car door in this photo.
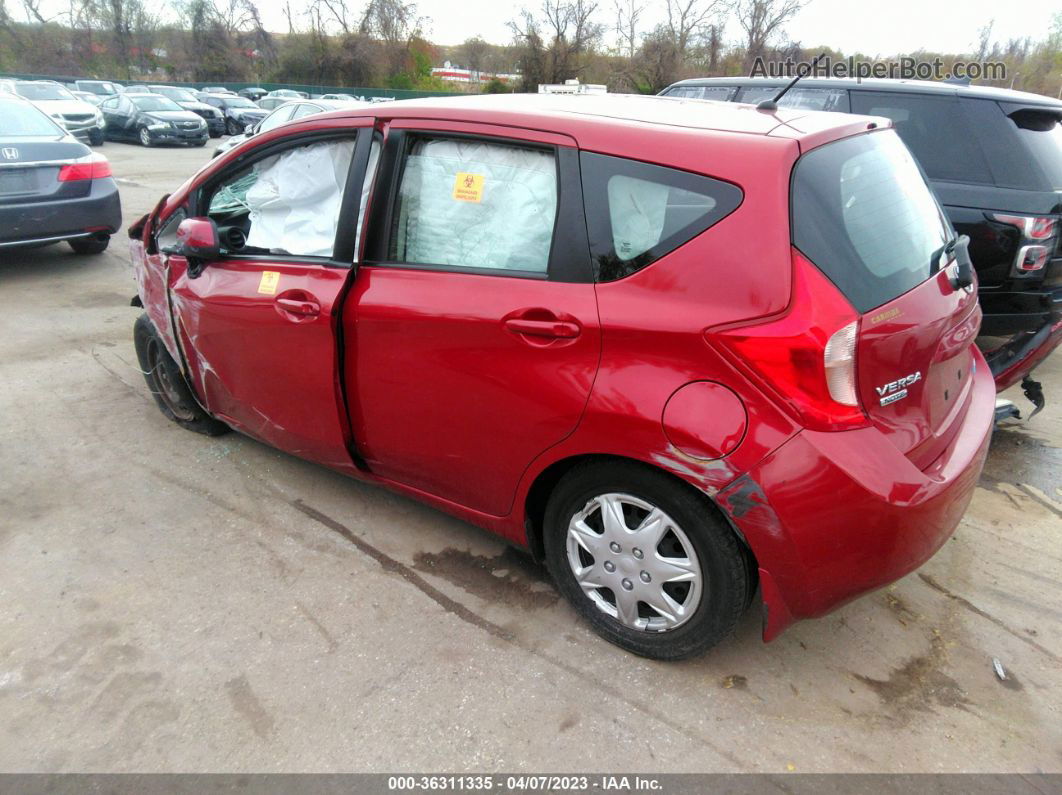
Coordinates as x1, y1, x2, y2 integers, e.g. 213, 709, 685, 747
165, 124, 375, 468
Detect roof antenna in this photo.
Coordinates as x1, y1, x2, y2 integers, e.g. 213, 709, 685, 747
757, 52, 827, 111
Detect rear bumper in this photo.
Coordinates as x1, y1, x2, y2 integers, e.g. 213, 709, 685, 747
717, 347, 995, 641
0, 178, 122, 247
981, 286, 1062, 392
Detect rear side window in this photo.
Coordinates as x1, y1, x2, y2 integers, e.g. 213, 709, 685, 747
792, 130, 950, 313
1007, 108, 1062, 191
390, 137, 558, 274
581, 153, 742, 282
849, 91, 991, 183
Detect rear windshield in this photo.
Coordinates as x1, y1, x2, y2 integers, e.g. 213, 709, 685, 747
792, 130, 950, 313
0, 101, 64, 136
1009, 110, 1062, 191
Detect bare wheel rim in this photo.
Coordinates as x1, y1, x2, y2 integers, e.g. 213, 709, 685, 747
565, 493, 702, 632
146, 338, 196, 422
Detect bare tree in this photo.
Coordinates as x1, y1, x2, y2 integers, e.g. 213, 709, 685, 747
735, 0, 805, 70
509, 0, 603, 90
20, 0, 50, 24
459, 35, 490, 72
665, 0, 726, 58
613, 0, 641, 58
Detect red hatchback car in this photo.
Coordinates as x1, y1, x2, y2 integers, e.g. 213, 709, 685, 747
128, 95, 995, 659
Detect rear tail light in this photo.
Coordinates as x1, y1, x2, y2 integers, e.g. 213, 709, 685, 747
57, 153, 112, 181
1016, 244, 1050, 271
824, 321, 859, 405
991, 213, 1059, 272
713, 251, 868, 432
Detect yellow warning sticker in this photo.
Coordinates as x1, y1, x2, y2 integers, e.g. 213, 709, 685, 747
452, 172, 485, 203
257, 271, 280, 295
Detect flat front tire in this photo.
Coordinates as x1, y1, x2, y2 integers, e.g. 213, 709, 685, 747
133, 314, 228, 436
544, 461, 752, 660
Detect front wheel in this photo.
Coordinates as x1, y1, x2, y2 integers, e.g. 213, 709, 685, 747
543, 461, 753, 660
226, 118, 242, 136
133, 314, 229, 436
138, 127, 153, 147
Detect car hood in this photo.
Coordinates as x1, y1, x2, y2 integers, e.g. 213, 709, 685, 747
144, 110, 203, 122
232, 108, 268, 117
28, 98, 99, 115
0, 137, 90, 162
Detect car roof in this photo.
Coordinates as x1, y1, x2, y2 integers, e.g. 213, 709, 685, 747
327, 93, 883, 142
665, 76, 1062, 109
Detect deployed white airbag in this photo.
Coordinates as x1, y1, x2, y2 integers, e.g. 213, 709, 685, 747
606, 174, 670, 261
395, 139, 557, 272
245, 139, 355, 257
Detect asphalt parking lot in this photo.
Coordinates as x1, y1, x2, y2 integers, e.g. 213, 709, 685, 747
0, 140, 1060, 774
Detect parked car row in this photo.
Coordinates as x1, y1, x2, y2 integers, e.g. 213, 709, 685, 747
660, 76, 1062, 416
126, 90, 999, 660
0, 80, 106, 145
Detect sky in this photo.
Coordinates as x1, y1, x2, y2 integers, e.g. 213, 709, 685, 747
237, 0, 1061, 52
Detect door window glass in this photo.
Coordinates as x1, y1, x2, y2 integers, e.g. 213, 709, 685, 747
581, 152, 743, 281
849, 91, 991, 182
389, 137, 558, 273
206, 138, 355, 257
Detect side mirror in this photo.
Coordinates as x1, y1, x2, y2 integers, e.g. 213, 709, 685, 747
174, 217, 220, 275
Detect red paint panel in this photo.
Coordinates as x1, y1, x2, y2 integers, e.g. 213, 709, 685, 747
170, 258, 355, 470
344, 266, 600, 517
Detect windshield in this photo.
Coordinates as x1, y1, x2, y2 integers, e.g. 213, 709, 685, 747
80, 81, 118, 95
1009, 111, 1062, 191
792, 130, 950, 313
154, 87, 197, 103
224, 96, 258, 108
15, 83, 75, 101
132, 96, 183, 112
737, 85, 848, 111
0, 101, 64, 136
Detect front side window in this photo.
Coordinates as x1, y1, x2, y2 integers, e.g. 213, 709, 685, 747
736, 86, 849, 112
792, 130, 950, 313
206, 138, 356, 258
389, 137, 558, 274
581, 153, 743, 282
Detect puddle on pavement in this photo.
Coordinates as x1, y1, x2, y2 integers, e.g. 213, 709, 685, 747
413, 546, 559, 609
981, 427, 1061, 498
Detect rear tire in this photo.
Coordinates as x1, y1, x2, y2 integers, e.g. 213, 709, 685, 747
133, 313, 229, 436
543, 460, 751, 660
68, 234, 109, 255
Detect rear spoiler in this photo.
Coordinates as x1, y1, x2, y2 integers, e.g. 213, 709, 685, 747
1000, 102, 1062, 130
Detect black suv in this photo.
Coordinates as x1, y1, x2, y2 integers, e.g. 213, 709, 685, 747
661, 77, 1062, 414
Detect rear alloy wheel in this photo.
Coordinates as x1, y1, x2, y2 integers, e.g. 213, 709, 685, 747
138, 127, 153, 147
544, 462, 752, 660
68, 234, 109, 255
133, 314, 228, 436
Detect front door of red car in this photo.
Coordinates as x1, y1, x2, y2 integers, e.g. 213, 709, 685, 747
166, 123, 376, 470
344, 123, 600, 517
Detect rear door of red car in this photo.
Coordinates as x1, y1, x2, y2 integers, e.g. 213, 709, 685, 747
165, 120, 376, 469
344, 121, 599, 516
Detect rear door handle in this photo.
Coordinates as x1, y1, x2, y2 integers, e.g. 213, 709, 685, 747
504, 317, 581, 338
